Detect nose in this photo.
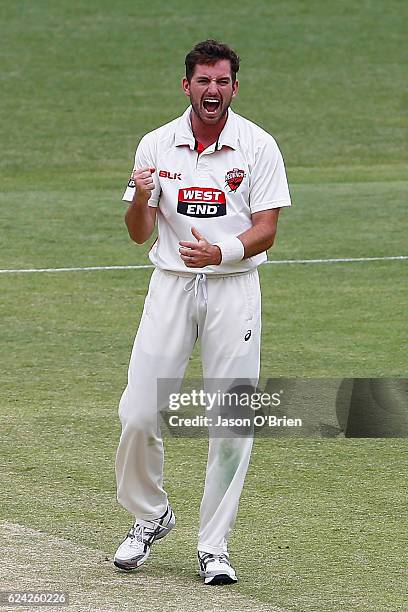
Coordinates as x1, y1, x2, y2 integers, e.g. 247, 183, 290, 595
207, 79, 218, 95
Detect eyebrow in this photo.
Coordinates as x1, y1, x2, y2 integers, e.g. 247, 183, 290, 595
195, 75, 231, 80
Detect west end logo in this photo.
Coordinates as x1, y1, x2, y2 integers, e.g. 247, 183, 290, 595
177, 187, 226, 218
225, 168, 245, 192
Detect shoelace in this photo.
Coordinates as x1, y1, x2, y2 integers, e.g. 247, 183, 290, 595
127, 524, 144, 547
127, 517, 167, 547
199, 552, 230, 567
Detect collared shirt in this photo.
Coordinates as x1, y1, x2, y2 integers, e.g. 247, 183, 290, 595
123, 106, 291, 275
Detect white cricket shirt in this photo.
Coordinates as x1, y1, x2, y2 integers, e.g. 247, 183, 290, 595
123, 106, 291, 275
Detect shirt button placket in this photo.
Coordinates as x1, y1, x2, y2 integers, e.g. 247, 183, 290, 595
196, 153, 210, 178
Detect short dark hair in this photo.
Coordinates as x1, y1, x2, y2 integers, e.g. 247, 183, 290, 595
185, 39, 240, 83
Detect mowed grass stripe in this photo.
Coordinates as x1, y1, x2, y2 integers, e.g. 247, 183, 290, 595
0, 255, 407, 274
0, 522, 279, 612
1, 181, 407, 270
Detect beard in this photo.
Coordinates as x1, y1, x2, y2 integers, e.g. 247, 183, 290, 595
190, 92, 233, 125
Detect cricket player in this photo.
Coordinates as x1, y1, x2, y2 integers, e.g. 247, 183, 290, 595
114, 40, 291, 584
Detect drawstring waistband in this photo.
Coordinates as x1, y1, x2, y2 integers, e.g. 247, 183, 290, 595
184, 273, 208, 303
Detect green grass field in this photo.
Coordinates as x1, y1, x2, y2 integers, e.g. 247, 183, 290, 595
1, 1, 407, 610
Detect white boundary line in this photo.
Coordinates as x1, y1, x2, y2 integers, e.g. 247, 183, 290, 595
0, 255, 406, 275
266, 255, 408, 265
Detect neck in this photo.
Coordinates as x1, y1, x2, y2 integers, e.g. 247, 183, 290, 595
190, 110, 228, 148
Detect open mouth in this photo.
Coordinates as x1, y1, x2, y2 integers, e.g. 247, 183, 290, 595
202, 98, 221, 114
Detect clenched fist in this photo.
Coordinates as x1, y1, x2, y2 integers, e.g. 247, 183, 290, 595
132, 167, 156, 201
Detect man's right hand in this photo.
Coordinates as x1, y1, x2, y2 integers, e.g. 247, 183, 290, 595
132, 167, 156, 201
126, 167, 157, 243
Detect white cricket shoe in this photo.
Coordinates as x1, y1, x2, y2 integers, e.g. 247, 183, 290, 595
114, 505, 175, 571
198, 551, 238, 585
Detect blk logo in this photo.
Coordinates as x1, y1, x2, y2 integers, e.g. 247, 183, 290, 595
159, 170, 182, 180
244, 330, 252, 341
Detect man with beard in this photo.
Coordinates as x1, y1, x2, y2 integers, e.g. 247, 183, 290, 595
114, 39, 291, 584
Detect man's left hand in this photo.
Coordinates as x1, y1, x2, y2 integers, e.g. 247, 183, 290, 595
179, 227, 221, 268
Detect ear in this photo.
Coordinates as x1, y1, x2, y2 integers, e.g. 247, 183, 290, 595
232, 79, 239, 98
182, 77, 190, 97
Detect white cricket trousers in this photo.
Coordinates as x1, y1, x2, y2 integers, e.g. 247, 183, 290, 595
115, 267, 261, 554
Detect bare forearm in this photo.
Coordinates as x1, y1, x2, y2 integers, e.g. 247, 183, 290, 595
125, 167, 157, 244
178, 210, 281, 268
125, 196, 155, 244
238, 223, 276, 258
